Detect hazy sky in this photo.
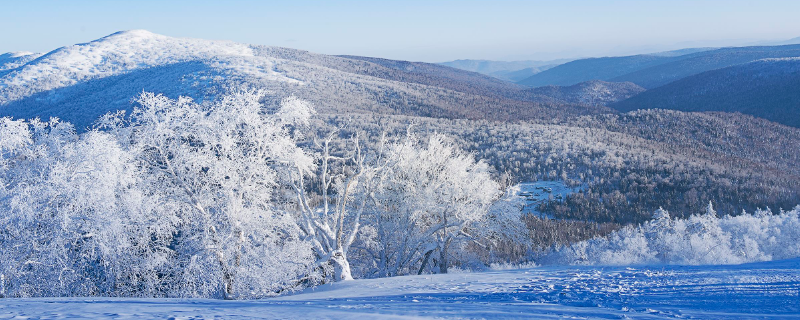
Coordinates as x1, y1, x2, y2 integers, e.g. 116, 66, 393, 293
2, 0, 800, 62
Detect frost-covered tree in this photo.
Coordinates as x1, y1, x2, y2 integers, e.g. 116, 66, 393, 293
103, 91, 315, 299
0, 118, 147, 297
538, 204, 800, 266
369, 133, 501, 275
288, 130, 387, 281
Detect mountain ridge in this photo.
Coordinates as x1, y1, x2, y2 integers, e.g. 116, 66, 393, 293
518, 44, 800, 88
613, 57, 800, 127
0, 30, 613, 129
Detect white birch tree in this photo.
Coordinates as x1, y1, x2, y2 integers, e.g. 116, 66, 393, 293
288, 130, 387, 281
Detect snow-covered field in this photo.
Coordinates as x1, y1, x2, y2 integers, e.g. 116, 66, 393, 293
2, 259, 798, 319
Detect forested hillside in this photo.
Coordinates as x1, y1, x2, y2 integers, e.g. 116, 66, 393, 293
611, 44, 800, 88
613, 58, 800, 127
518, 44, 800, 88
529, 80, 645, 105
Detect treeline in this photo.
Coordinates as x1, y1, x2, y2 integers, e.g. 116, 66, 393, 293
323, 109, 800, 225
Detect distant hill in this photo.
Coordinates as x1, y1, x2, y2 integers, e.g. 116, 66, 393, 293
518, 44, 800, 88
489, 66, 559, 82
747, 36, 800, 46
613, 58, 800, 127
0, 51, 42, 72
611, 44, 800, 88
439, 59, 569, 74
438, 59, 569, 82
516, 54, 678, 87
529, 80, 645, 106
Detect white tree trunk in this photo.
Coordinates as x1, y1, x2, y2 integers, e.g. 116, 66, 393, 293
331, 249, 354, 281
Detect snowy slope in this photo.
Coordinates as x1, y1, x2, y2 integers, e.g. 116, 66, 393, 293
2, 259, 798, 319
0, 52, 42, 72
0, 30, 610, 130
0, 30, 283, 103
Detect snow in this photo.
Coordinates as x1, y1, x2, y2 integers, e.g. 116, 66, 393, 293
0, 30, 299, 104
0, 52, 43, 71
514, 181, 583, 218
2, 258, 798, 319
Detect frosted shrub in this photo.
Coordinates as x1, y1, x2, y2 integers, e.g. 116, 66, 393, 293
0, 91, 316, 299
539, 204, 800, 266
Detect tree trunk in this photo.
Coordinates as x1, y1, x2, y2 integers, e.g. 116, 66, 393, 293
438, 238, 452, 274
331, 249, 354, 281
438, 248, 448, 274
417, 248, 435, 275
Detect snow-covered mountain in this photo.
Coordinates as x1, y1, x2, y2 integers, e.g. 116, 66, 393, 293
0, 30, 292, 101
0, 30, 610, 130
0, 51, 43, 71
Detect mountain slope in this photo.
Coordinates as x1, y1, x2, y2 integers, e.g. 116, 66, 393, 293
0, 31, 613, 130
529, 80, 645, 105
611, 44, 800, 88
613, 58, 800, 127
518, 44, 800, 88
517, 54, 677, 87
7, 31, 677, 132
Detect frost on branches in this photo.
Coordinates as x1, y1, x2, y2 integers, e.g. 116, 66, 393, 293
0, 92, 316, 299
361, 133, 503, 276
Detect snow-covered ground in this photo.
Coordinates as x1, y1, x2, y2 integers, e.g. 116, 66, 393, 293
2, 258, 798, 319
515, 181, 583, 218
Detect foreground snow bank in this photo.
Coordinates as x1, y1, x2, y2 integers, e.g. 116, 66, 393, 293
2, 259, 799, 319
539, 204, 800, 266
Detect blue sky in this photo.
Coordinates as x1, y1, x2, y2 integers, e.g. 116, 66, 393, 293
2, 0, 800, 62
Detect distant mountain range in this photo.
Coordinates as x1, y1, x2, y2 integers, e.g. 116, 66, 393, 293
517, 44, 800, 88
613, 57, 800, 127
438, 59, 570, 82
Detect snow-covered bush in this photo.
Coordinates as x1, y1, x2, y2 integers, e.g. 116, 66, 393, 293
105, 91, 316, 299
538, 203, 800, 266
0, 118, 151, 297
0, 91, 316, 299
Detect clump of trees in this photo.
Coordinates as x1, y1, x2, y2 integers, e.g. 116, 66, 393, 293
0, 91, 521, 299
537, 203, 800, 266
